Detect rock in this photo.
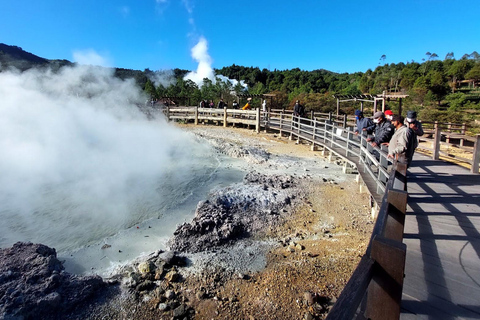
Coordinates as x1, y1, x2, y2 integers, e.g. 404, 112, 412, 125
164, 270, 179, 282
295, 244, 305, 251
137, 261, 155, 274
136, 280, 154, 292
304, 291, 314, 306
172, 304, 188, 319
0, 242, 104, 319
158, 303, 169, 311
165, 289, 176, 300
123, 272, 140, 288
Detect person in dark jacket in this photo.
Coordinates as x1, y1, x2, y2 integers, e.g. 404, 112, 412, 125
293, 100, 305, 117
367, 111, 394, 147
354, 110, 374, 136
405, 110, 424, 137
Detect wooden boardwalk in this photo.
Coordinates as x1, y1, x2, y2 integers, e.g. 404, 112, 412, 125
401, 153, 480, 319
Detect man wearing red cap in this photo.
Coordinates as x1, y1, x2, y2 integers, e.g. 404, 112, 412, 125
384, 110, 394, 121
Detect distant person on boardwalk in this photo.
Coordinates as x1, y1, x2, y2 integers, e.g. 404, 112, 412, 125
386, 115, 417, 167
217, 99, 225, 108
293, 100, 305, 117
232, 100, 239, 109
354, 110, 374, 136
242, 101, 251, 110
200, 100, 206, 108
405, 110, 424, 137
367, 111, 394, 147
209, 100, 214, 108
262, 99, 267, 112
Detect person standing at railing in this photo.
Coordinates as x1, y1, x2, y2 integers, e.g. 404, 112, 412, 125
385, 109, 394, 121
367, 111, 394, 147
354, 110, 374, 137
386, 115, 417, 167
405, 110, 424, 137
217, 99, 225, 108
293, 100, 305, 117
242, 101, 251, 110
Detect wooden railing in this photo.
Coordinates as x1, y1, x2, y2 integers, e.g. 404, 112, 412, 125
326, 163, 408, 320
418, 121, 480, 173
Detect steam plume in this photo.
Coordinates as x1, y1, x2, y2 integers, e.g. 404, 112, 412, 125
0, 65, 209, 251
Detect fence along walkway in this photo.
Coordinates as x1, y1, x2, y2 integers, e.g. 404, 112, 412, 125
401, 153, 480, 319
165, 107, 480, 319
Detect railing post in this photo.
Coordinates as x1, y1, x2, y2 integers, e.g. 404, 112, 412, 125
194, 107, 198, 125
460, 123, 467, 147
223, 107, 227, 127
472, 134, 480, 174
311, 119, 317, 151
289, 115, 294, 140
255, 108, 260, 133
433, 121, 441, 160
279, 112, 283, 136
366, 236, 406, 320
343, 114, 347, 128
166, 106, 170, 122
446, 123, 452, 144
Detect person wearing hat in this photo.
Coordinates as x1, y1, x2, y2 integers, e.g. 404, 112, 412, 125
354, 110, 374, 136
384, 110, 394, 121
405, 110, 424, 137
387, 114, 417, 167
366, 111, 394, 147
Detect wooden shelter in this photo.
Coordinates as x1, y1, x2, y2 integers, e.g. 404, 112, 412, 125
334, 91, 409, 116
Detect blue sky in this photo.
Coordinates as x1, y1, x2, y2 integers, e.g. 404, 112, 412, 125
1, 0, 479, 74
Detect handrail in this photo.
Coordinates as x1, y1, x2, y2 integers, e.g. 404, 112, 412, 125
164, 107, 408, 319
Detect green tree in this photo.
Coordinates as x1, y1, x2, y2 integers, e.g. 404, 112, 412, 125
445, 92, 467, 111
144, 79, 157, 99
465, 63, 480, 82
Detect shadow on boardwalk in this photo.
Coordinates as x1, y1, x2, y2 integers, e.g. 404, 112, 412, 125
401, 154, 480, 320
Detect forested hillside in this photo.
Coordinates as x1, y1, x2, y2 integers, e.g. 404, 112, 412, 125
2, 43, 479, 125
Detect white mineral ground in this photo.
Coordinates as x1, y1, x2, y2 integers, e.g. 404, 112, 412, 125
3, 125, 374, 320
69, 125, 374, 320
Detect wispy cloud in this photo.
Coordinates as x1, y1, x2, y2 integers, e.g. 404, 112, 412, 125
155, 0, 170, 14
182, 0, 194, 14
119, 6, 130, 18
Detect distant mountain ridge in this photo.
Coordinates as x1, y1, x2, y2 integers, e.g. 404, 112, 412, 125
0, 43, 72, 71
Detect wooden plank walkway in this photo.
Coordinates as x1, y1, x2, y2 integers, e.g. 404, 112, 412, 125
401, 153, 480, 320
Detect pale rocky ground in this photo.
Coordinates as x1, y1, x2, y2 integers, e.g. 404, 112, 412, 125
80, 125, 374, 320
1, 125, 375, 320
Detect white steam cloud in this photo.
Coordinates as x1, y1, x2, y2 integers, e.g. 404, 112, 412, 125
184, 37, 247, 89
73, 49, 112, 67
0, 65, 211, 251
183, 37, 214, 86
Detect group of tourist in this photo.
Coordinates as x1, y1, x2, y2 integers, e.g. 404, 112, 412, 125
199, 98, 264, 111
354, 109, 423, 167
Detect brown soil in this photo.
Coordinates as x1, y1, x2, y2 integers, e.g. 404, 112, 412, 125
78, 126, 374, 320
